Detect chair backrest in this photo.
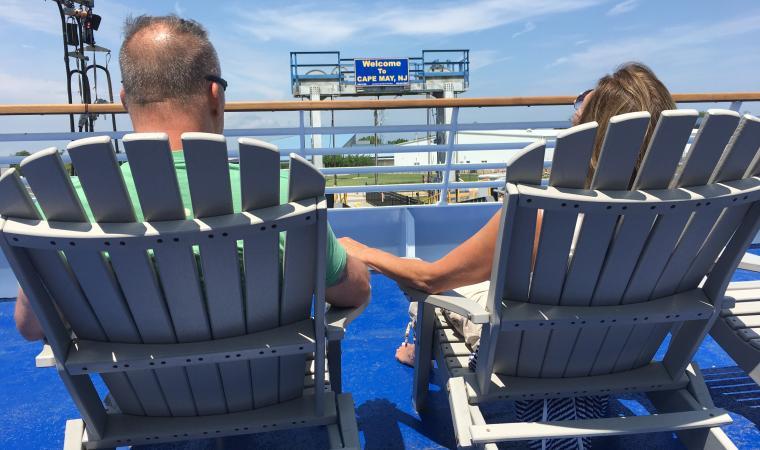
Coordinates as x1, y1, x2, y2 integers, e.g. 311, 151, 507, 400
0, 133, 328, 428
477, 110, 760, 387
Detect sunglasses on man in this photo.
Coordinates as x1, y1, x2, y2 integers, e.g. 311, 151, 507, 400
205, 74, 228, 91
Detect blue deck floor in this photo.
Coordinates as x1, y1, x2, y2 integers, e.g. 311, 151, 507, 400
3, 269, 760, 449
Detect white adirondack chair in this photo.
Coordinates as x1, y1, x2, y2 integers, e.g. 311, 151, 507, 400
708, 114, 760, 384
407, 109, 760, 449
0, 133, 360, 449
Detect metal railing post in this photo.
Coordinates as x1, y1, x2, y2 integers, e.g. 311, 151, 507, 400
298, 110, 307, 158
437, 107, 460, 205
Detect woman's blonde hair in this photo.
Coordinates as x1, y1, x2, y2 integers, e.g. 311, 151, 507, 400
578, 62, 676, 186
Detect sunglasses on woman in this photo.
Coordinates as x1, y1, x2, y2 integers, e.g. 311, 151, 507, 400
574, 89, 593, 110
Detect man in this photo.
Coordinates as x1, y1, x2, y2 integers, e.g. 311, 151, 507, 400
15, 15, 370, 341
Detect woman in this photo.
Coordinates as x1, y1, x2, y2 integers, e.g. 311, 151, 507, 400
340, 62, 676, 449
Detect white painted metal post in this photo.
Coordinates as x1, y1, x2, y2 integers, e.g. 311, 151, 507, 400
437, 107, 460, 205
310, 87, 323, 168
298, 111, 307, 158
443, 83, 456, 199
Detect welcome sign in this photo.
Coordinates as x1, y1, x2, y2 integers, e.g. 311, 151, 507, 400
354, 58, 410, 86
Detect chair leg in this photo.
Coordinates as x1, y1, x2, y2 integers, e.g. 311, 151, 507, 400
335, 393, 360, 449
327, 424, 343, 449
63, 419, 85, 450
647, 364, 737, 450
413, 301, 436, 413
328, 339, 343, 394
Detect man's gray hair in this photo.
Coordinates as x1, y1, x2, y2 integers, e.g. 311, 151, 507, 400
119, 15, 221, 105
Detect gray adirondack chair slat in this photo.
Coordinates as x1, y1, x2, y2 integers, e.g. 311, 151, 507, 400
68, 137, 173, 340
182, 132, 251, 412
501, 141, 545, 301
494, 206, 535, 376
19, 148, 157, 415
626, 112, 746, 368
543, 112, 650, 377
590, 110, 700, 304
679, 204, 751, 291
68, 136, 196, 416
494, 142, 545, 376
518, 122, 596, 377
646, 110, 745, 299
633, 110, 700, 189
529, 121, 597, 305
630, 207, 748, 372
675, 110, 741, 188
67, 136, 136, 222
603, 111, 738, 373
713, 114, 760, 182
239, 138, 281, 408
562, 325, 608, 377
279, 154, 326, 401
0, 169, 105, 340
622, 110, 735, 300
561, 113, 650, 305
121, 133, 186, 221
621, 213, 692, 303
123, 134, 227, 415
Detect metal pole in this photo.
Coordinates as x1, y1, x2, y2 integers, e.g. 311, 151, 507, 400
729, 101, 743, 112
437, 107, 460, 206
309, 87, 323, 168
54, 2, 75, 132
374, 96, 380, 185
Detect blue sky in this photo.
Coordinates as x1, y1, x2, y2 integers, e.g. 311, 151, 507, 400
0, 0, 758, 153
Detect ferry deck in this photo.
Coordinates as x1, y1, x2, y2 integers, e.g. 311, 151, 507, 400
1, 91, 760, 449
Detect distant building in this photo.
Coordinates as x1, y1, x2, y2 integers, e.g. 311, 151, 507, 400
394, 129, 559, 167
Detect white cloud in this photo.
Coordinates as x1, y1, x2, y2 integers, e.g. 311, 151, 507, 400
224, 113, 295, 130
0, 72, 67, 103
0, 0, 60, 34
469, 50, 512, 70
550, 13, 760, 70
512, 21, 536, 38
174, 2, 185, 16
235, 0, 604, 45
607, 0, 638, 16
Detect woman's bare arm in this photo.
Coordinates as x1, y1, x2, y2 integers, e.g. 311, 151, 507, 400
341, 211, 504, 294
14, 288, 44, 341
341, 209, 544, 295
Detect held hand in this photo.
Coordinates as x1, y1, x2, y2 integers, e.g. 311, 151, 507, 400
338, 236, 370, 261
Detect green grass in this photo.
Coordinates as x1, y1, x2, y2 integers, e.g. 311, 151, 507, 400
325, 172, 479, 187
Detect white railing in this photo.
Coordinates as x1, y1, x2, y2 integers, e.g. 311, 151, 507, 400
0, 94, 756, 204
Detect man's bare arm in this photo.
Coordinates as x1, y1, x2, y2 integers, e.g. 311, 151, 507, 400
14, 288, 44, 341
341, 211, 503, 294
341, 210, 544, 295
325, 254, 371, 308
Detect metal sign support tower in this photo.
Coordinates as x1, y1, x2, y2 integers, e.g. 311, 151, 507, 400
51, 0, 118, 140
290, 51, 469, 169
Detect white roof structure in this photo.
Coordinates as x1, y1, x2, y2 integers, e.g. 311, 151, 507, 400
394, 129, 560, 167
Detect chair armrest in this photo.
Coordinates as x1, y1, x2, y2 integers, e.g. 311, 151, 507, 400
738, 252, 760, 272
326, 299, 370, 340
35, 343, 55, 368
404, 287, 490, 324
722, 280, 760, 309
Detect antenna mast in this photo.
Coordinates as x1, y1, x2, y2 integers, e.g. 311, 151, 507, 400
50, 0, 118, 144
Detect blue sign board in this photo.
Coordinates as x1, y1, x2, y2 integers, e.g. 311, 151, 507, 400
354, 58, 410, 86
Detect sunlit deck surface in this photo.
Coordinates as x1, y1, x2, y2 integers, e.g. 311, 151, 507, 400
2, 256, 760, 449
